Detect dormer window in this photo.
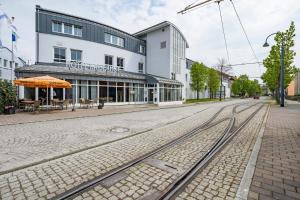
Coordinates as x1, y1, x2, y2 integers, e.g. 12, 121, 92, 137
139, 45, 145, 54
52, 21, 62, 33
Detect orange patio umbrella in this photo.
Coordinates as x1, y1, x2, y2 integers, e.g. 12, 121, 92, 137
14, 75, 72, 88
14, 75, 72, 107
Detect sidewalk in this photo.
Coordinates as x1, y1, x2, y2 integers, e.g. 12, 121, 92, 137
248, 100, 300, 200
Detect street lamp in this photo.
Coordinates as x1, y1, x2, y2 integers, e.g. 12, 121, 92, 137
263, 32, 285, 107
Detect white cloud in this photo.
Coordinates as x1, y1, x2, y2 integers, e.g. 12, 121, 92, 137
1, 0, 300, 80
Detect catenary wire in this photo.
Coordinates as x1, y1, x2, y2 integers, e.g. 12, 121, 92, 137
217, 1, 231, 64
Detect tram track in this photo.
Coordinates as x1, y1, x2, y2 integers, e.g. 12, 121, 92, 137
158, 103, 265, 200
52, 102, 258, 200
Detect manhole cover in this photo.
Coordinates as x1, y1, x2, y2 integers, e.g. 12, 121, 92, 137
110, 127, 130, 133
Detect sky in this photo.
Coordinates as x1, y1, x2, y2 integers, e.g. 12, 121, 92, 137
1, 0, 300, 81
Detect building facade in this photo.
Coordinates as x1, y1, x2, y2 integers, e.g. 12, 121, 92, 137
184, 58, 233, 99
16, 6, 185, 105
0, 8, 25, 81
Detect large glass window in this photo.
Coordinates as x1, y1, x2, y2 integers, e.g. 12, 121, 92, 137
105, 55, 113, 66
104, 33, 124, 47
52, 21, 62, 33
99, 81, 108, 102
74, 26, 82, 37
64, 24, 73, 35
71, 50, 82, 62
54, 47, 66, 63
108, 82, 116, 102
117, 57, 124, 70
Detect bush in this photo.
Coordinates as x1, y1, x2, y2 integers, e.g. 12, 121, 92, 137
0, 79, 17, 114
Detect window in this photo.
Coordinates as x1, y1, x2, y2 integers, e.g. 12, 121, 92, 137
54, 47, 66, 63
117, 57, 124, 70
138, 63, 144, 73
74, 26, 82, 37
9, 61, 13, 68
52, 21, 62, 33
64, 24, 73, 35
71, 49, 82, 62
0, 58, 2, 67
105, 55, 113, 66
171, 73, 176, 80
15, 63, 18, 68
139, 45, 145, 54
185, 74, 188, 82
160, 41, 166, 49
3, 59, 7, 67
104, 33, 124, 47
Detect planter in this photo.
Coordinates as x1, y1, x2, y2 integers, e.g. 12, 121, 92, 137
4, 106, 16, 115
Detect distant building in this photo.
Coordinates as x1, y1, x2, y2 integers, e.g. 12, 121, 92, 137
0, 8, 25, 81
287, 70, 300, 96
185, 58, 233, 99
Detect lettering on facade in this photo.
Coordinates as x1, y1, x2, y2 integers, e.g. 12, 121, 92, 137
66, 61, 120, 73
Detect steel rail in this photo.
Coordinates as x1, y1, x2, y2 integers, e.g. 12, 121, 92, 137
158, 103, 265, 200
52, 104, 236, 200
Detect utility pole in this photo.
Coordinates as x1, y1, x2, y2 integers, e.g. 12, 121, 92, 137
219, 65, 223, 101
280, 39, 285, 107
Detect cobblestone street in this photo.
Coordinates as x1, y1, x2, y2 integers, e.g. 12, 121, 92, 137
1, 99, 297, 200
0, 101, 239, 174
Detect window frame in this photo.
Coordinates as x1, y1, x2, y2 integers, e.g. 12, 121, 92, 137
117, 57, 124, 70
160, 41, 166, 49
52, 21, 62, 33
70, 49, 82, 62
74, 25, 82, 37
64, 23, 73, 35
3, 59, 8, 68
104, 33, 125, 48
138, 62, 144, 73
139, 45, 145, 54
104, 55, 114, 66
53, 47, 66, 63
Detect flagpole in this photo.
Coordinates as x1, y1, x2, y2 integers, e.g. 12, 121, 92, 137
11, 16, 15, 83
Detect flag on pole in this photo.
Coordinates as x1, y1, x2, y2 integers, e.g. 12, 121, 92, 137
12, 31, 16, 42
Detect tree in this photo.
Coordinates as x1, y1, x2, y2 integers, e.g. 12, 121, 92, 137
190, 62, 208, 99
231, 75, 250, 97
261, 21, 298, 103
207, 68, 220, 98
0, 79, 17, 114
215, 58, 232, 100
247, 79, 261, 97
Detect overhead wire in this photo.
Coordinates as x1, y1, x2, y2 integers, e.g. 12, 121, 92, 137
217, 1, 231, 65
229, 0, 263, 77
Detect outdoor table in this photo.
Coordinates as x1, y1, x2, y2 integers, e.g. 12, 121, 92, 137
21, 100, 35, 111
52, 100, 64, 109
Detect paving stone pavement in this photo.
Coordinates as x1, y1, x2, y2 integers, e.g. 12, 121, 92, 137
0, 101, 244, 200
174, 104, 267, 200
248, 101, 300, 200
74, 119, 231, 200
0, 101, 241, 174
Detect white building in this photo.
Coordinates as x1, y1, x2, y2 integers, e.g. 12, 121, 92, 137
0, 8, 25, 81
185, 58, 233, 99
16, 6, 188, 105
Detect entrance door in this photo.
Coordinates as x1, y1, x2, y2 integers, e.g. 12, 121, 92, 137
148, 89, 154, 103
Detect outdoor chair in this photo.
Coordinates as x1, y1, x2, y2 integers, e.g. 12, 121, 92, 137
33, 100, 41, 113
63, 99, 70, 110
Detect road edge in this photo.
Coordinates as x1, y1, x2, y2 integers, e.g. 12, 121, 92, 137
235, 104, 270, 200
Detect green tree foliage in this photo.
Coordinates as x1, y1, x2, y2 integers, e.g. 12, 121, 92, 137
0, 79, 17, 114
232, 75, 261, 97
261, 21, 298, 102
207, 68, 220, 98
190, 62, 208, 99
